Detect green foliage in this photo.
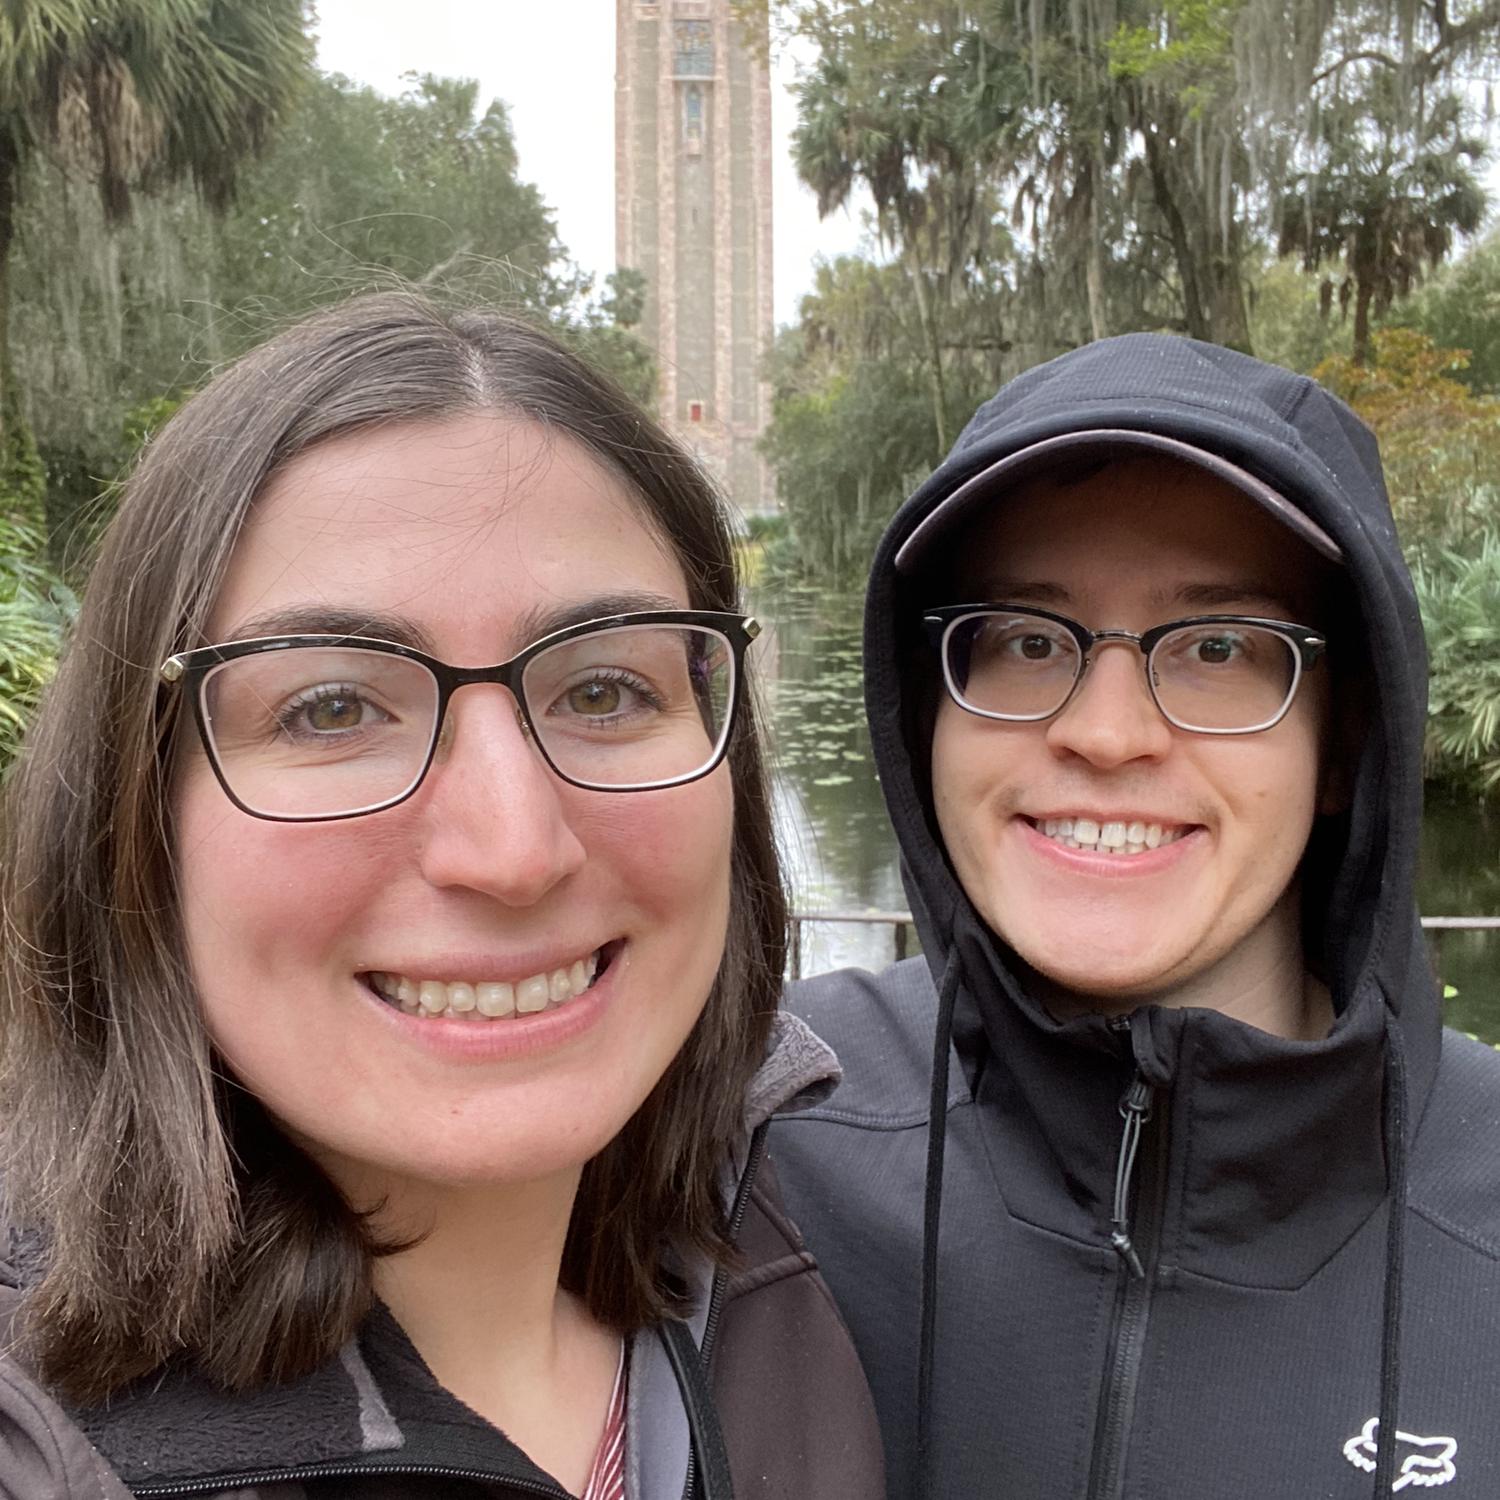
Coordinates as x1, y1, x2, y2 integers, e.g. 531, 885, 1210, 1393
0, 512, 75, 773
762, 254, 1003, 584
1, 387, 46, 529
1247, 257, 1354, 373
1315, 328, 1500, 798
1314, 328, 1500, 550
779, 0, 1500, 364
1396, 232, 1500, 394
764, 366, 924, 583
1413, 527, 1500, 791
1278, 73, 1487, 366
203, 71, 567, 315
787, 5, 1027, 447
0, 0, 312, 220
0, 0, 312, 470
599, 269, 648, 331
6, 64, 655, 531
559, 271, 657, 408
782, 0, 1268, 353
122, 393, 190, 459
742, 512, 788, 544
1107, 0, 1238, 116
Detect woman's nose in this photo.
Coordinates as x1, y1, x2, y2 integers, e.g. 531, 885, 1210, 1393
1043, 642, 1174, 768
415, 689, 587, 905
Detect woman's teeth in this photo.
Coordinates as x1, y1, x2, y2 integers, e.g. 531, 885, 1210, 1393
368, 953, 600, 1020
1035, 817, 1187, 856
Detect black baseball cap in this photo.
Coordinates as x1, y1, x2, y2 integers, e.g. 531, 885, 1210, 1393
894, 427, 1344, 573
886, 336, 1370, 578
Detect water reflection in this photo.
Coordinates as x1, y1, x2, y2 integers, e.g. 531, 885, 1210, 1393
756, 583, 1500, 1043
758, 584, 907, 977
1421, 791, 1500, 1041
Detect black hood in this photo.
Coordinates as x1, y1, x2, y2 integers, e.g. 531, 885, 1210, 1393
865, 332, 1438, 1077
861, 333, 1443, 1498
767, 332, 1500, 1499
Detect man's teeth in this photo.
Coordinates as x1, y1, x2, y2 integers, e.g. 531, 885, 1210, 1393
1037, 818, 1187, 855
369, 953, 600, 1020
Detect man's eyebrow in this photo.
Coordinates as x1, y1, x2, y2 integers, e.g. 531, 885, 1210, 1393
1166, 582, 1307, 617
964, 579, 1306, 618
224, 592, 688, 659
968, 579, 1071, 605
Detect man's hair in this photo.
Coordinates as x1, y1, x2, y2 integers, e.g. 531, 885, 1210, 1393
0, 292, 786, 1402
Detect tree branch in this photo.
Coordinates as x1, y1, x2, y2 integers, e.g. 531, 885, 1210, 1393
1311, 50, 1402, 87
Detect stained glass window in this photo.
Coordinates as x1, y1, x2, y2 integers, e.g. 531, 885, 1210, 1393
673, 20, 713, 77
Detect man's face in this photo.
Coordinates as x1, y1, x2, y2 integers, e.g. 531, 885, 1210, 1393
930, 456, 1336, 1016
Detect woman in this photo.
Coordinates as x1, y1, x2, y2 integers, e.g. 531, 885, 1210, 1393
0, 294, 882, 1498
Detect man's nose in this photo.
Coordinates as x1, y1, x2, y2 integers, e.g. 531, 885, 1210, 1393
1043, 640, 1174, 767
415, 688, 587, 905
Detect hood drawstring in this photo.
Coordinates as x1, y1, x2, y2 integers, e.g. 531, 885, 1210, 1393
1110, 1073, 1154, 1280
916, 950, 963, 1500
1372, 1013, 1410, 1497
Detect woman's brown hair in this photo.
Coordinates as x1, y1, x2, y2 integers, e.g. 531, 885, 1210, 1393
0, 292, 786, 1401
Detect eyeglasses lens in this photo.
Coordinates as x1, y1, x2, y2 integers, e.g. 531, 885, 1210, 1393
521, 624, 734, 790
945, 614, 1082, 720
199, 625, 735, 817
202, 648, 441, 818
1149, 624, 1298, 732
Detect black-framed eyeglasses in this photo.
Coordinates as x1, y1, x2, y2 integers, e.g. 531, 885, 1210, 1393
160, 610, 759, 821
924, 604, 1326, 735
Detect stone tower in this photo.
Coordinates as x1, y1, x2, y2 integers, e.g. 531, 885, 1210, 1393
615, 0, 775, 515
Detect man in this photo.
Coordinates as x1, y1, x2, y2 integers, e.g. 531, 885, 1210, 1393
771, 335, 1500, 1498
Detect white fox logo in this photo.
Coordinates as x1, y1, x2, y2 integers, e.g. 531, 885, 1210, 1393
1343, 1418, 1458, 1490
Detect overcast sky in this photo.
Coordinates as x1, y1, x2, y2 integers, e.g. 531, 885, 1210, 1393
312, 0, 872, 327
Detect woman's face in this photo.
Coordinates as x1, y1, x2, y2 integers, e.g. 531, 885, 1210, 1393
175, 414, 734, 1201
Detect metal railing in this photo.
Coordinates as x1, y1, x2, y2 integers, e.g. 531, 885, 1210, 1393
787, 909, 1500, 980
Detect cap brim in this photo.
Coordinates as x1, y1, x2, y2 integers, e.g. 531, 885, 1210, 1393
893, 429, 1345, 573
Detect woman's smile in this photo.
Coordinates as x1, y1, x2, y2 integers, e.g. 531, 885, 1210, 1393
364, 947, 604, 1019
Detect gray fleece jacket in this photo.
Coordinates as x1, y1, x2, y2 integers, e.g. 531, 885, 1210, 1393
0, 1014, 883, 1500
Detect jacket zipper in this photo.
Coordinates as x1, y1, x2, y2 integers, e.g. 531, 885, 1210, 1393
678, 1120, 769, 1500
1085, 1063, 1169, 1500
133, 1459, 567, 1497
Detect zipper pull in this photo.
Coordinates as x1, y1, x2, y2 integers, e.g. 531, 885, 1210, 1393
1110, 1072, 1154, 1280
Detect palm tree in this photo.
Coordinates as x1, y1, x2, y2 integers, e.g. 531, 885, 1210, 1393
0, 0, 311, 504
1278, 71, 1488, 367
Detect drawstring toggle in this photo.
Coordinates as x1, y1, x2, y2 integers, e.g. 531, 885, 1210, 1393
1110, 1073, 1154, 1279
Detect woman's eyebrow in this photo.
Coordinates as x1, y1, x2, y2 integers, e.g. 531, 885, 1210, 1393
225, 607, 436, 652
509, 591, 689, 643
223, 592, 688, 657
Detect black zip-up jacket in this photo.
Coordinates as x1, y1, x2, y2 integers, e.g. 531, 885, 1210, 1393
770, 335, 1500, 1498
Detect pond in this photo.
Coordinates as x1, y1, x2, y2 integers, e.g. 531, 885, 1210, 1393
756, 582, 1500, 1045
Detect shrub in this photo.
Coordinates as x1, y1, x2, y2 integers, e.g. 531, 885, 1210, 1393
0, 513, 77, 774
1314, 329, 1500, 551
1414, 525, 1500, 792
